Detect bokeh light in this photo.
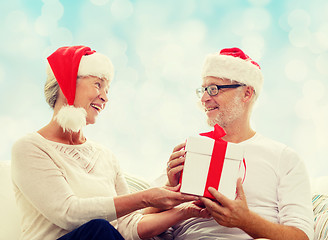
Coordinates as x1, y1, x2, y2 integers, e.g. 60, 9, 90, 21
1, 0, 328, 181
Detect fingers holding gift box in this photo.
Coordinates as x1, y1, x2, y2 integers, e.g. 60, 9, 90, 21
166, 142, 187, 187
200, 178, 250, 228
179, 124, 246, 200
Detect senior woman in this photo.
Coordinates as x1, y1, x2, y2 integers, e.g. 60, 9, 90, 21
11, 46, 208, 240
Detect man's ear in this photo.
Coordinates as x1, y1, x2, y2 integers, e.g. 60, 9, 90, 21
243, 86, 255, 102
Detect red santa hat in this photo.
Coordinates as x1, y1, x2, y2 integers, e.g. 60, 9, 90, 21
46, 45, 114, 132
201, 47, 263, 97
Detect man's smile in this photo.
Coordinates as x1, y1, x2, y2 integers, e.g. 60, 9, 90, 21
205, 106, 219, 112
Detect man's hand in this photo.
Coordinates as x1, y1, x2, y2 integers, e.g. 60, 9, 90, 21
200, 178, 250, 228
200, 178, 309, 240
166, 142, 186, 187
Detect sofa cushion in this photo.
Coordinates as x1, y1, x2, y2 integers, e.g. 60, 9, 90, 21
312, 194, 328, 239
0, 161, 21, 240
124, 173, 150, 193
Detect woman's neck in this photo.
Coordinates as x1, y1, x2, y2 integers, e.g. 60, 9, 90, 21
38, 119, 86, 145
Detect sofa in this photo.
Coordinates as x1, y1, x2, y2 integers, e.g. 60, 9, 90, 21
1, 160, 327, 239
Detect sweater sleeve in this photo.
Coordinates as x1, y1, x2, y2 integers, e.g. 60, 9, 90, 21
112, 157, 143, 240
11, 136, 117, 231
277, 147, 314, 240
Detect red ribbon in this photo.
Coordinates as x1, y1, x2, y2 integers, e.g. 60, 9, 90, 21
239, 158, 247, 184
200, 124, 227, 199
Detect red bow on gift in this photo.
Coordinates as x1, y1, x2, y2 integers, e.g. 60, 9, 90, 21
200, 124, 226, 140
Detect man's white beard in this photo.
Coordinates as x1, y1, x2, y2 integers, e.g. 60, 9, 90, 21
207, 94, 244, 128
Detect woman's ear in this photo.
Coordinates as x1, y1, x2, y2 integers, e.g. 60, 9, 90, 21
57, 88, 65, 100
54, 89, 67, 108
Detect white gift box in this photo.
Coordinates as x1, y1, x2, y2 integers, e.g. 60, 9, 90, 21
180, 136, 245, 200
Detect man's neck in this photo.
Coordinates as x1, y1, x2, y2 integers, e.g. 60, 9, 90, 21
221, 123, 255, 143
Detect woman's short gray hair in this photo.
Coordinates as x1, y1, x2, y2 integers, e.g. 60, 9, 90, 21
44, 66, 59, 109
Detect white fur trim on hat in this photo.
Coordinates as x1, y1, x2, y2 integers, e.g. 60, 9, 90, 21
201, 54, 263, 96
54, 105, 87, 132
46, 52, 114, 83
78, 52, 114, 82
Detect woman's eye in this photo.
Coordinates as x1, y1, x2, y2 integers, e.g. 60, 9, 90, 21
95, 82, 101, 88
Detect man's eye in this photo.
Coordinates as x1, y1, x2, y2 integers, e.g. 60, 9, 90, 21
209, 87, 217, 91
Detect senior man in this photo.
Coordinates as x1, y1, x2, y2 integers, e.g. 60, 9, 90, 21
165, 47, 314, 240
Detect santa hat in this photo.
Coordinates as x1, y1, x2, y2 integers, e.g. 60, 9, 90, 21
201, 47, 263, 97
46, 45, 114, 132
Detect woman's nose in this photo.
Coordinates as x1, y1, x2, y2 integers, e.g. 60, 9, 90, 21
100, 91, 108, 103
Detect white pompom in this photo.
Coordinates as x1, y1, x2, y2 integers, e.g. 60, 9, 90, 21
54, 105, 87, 132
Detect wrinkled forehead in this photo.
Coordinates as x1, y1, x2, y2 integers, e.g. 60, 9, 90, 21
78, 75, 110, 87
202, 76, 239, 87
99, 77, 110, 87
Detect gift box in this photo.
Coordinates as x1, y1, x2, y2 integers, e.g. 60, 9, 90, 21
180, 124, 245, 200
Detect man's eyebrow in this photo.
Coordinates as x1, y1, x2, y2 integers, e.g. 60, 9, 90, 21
202, 83, 216, 87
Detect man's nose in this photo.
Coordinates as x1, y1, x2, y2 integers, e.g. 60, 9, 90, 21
201, 90, 211, 102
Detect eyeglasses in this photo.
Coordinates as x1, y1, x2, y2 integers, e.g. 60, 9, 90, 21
196, 84, 245, 98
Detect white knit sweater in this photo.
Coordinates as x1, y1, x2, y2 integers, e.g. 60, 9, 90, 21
11, 133, 142, 240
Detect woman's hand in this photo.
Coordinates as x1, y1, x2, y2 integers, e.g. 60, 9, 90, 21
143, 185, 199, 210
166, 142, 186, 187
137, 200, 210, 239
175, 200, 211, 220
